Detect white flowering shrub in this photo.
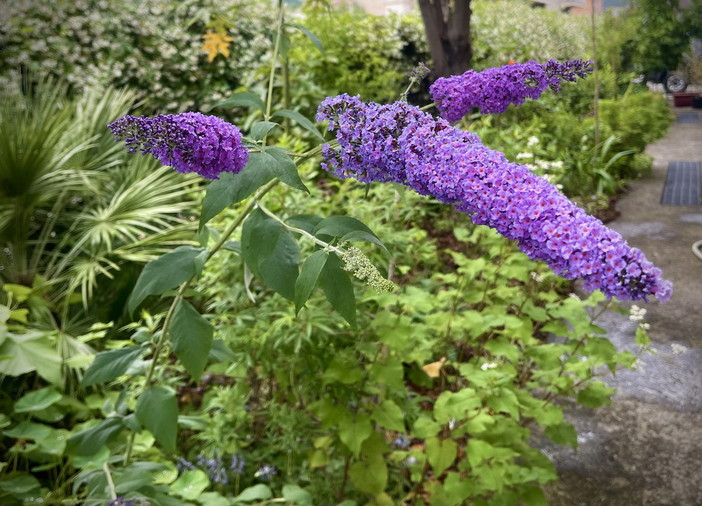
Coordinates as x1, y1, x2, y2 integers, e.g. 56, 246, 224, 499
472, 0, 589, 69
0, 0, 273, 113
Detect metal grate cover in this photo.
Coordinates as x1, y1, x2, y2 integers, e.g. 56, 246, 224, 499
660, 161, 702, 206
677, 112, 700, 124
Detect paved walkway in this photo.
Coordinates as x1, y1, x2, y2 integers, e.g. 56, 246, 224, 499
544, 105, 702, 506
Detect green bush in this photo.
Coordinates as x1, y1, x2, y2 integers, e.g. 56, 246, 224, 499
0, 0, 273, 113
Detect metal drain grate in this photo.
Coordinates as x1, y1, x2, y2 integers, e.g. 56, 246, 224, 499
660, 161, 702, 205
677, 112, 700, 124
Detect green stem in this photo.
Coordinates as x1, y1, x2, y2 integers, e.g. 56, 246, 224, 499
265, 0, 286, 122
257, 202, 343, 255
123, 178, 280, 466
420, 101, 437, 111
103, 462, 117, 501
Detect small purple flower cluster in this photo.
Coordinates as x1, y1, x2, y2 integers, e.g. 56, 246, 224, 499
429, 59, 593, 120
176, 452, 245, 485
108, 498, 135, 506
108, 112, 248, 179
317, 95, 672, 302
255, 464, 277, 481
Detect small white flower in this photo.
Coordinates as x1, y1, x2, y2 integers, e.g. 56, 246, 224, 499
516, 152, 534, 160
527, 136, 540, 147
671, 343, 687, 355
480, 362, 498, 371
629, 305, 647, 322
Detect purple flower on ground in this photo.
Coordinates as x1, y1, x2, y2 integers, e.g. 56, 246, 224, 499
429, 59, 593, 121
392, 434, 411, 449
316, 95, 672, 302
108, 112, 248, 179
230, 454, 245, 474
255, 464, 277, 481
176, 457, 196, 473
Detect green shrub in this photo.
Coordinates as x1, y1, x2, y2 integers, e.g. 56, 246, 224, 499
0, 0, 273, 113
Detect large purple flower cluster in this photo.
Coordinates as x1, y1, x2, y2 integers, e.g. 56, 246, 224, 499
316, 95, 672, 302
108, 112, 248, 179
429, 59, 593, 121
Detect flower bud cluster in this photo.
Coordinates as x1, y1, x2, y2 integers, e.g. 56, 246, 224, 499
109, 112, 248, 179
341, 246, 396, 293
317, 95, 672, 302
429, 59, 593, 121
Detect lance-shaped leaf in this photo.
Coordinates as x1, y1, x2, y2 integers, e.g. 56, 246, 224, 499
319, 253, 356, 328
241, 209, 300, 300
294, 250, 328, 313
170, 300, 213, 383
210, 91, 265, 112
272, 109, 325, 141
66, 417, 125, 456
199, 157, 277, 228
136, 386, 178, 454
315, 215, 386, 252
264, 146, 308, 192
81, 346, 144, 387
128, 246, 204, 314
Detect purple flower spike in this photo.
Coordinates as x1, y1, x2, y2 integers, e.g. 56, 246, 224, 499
316, 95, 672, 303
108, 112, 248, 179
429, 59, 594, 121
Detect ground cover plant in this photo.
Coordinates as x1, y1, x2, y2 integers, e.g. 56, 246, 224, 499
0, 2, 671, 505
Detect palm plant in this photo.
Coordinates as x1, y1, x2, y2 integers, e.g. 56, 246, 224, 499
0, 74, 199, 333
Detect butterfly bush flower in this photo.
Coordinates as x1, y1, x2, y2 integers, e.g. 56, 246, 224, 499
316, 95, 672, 302
108, 112, 248, 179
429, 59, 594, 121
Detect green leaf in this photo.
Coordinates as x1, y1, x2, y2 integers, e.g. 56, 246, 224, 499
210, 91, 265, 112
433, 389, 480, 424
128, 246, 204, 314
412, 416, 441, 438
241, 209, 300, 300
466, 439, 495, 467
443, 472, 476, 504
348, 454, 387, 495
272, 109, 325, 141
170, 300, 213, 383
287, 214, 322, 234
136, 386, 178, 454
169, 469, 209, 501
521, 485, 548, 506
319, 253, 356, 328
0, 473, 42, 496
371, 400, 405, 432
315, 216, 385, 251
282, 484, 313, 505
13, 387, 62, 413
264, 146, 308, 192
198, 492, 230, 506
66, 417, 124, 456
81, 346, 144, 387
4, 421, 53, 441
544, 422, 578, 450
484, 337, 519, 362
236, 484, 273, 502
199, 160, 276, 228
295, 250, 328, 313
338, 415, 373, 457
577, 380, 615, 408
250, 121, 279, 141
287, 23, 324, 53
0, 331, 61, 384
425, 437, 457, 476
486, 388, 520, 420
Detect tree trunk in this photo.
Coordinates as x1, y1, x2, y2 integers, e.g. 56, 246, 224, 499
417, 0, 472, 78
